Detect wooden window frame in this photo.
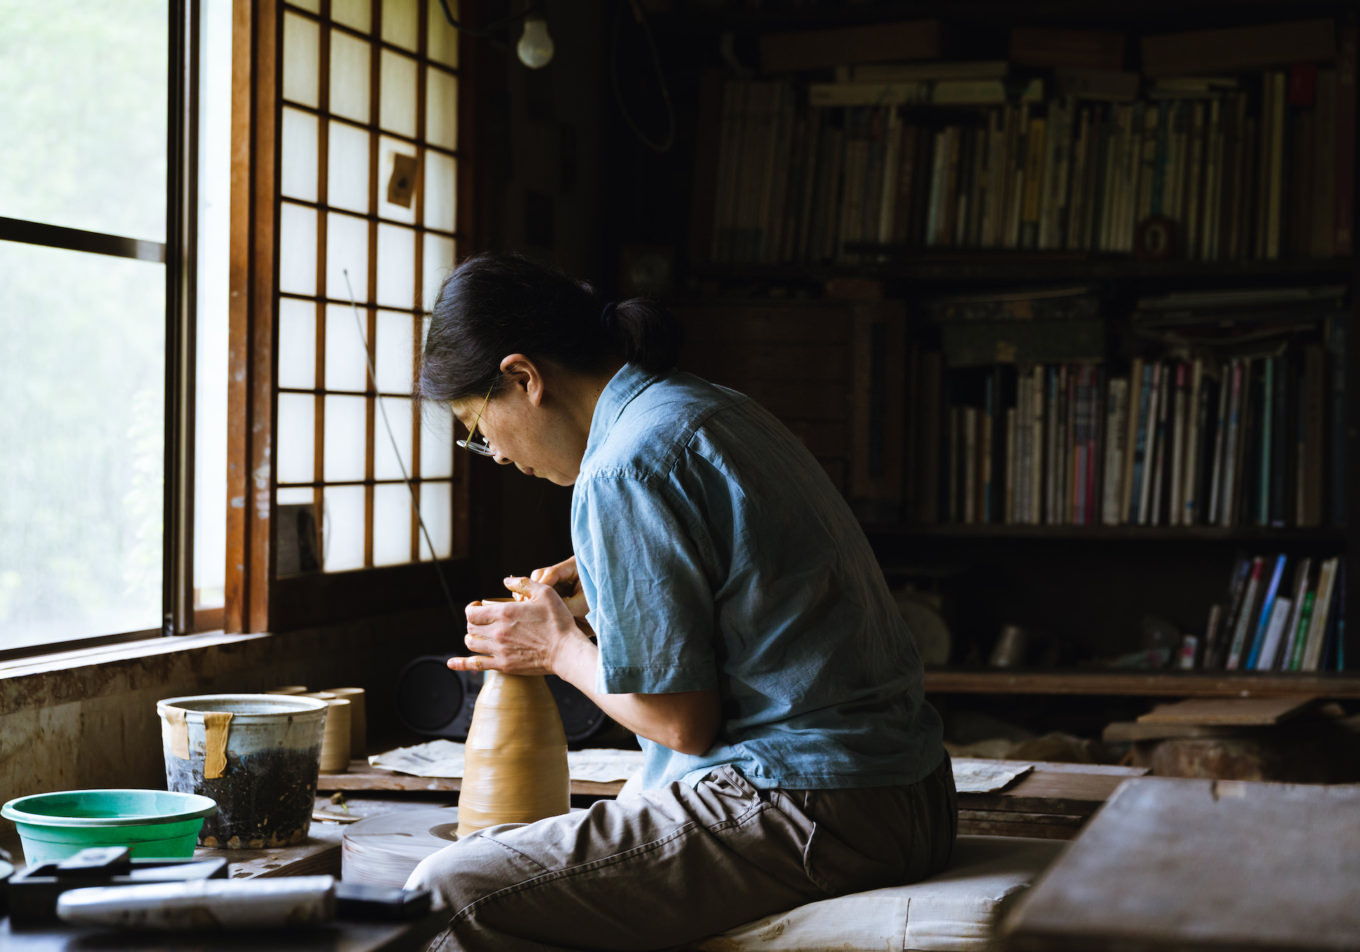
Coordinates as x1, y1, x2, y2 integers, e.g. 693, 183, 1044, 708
228, 0, 483, 633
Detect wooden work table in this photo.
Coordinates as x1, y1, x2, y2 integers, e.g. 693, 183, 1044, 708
317, 755, 1148, 840
998, 776, 1360, 952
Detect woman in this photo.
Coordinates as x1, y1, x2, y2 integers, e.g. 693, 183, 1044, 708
407, 252, 955, 951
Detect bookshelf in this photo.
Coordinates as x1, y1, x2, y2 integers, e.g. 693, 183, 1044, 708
605, 0, 1360, 701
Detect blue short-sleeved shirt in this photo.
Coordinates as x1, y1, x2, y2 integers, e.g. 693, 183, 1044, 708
571, 363, 944, 791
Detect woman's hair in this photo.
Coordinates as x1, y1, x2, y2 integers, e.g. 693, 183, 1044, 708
415, 252, 682, 404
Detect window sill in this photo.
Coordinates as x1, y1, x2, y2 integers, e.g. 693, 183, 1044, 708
0, 631, 271, 715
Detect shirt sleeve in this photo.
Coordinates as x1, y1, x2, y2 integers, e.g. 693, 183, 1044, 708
573, 468, 719, 696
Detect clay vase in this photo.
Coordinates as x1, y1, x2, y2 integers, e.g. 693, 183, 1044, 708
456, 670, 570, 837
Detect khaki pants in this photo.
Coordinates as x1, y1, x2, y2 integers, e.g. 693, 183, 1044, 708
407, 754, 957, 951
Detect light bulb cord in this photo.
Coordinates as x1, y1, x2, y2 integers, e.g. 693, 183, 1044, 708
611, 0, 675, 154
437, 0, 543, 40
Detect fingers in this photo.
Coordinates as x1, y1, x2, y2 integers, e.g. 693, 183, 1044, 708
447, 654, 494, 673
502, 574, 550, 600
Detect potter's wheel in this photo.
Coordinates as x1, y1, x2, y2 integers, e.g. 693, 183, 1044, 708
341, 807, 459, 888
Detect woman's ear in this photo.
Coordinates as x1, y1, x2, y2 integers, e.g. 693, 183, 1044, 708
500, 353, 545, 405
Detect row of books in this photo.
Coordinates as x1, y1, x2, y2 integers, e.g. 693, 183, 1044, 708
1190, 553, 1346, 672
703, 29, 1357, 266
930, 343, 1343, 529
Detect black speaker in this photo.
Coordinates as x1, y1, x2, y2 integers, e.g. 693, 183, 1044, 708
394, 655, 609, 744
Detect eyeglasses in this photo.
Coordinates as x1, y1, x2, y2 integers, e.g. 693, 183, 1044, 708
455, 384, 496, 457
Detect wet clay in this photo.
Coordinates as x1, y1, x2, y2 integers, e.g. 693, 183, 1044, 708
166, 744, 322, 849
456, 670, 570, 837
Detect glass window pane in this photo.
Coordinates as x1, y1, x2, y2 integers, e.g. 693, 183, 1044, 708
282, 12, 320, 108
326, 211, 370, 303
331, 0, 370, 31
377, 136, 418, 225
419, 481, 453, 559
325, 302, 371, 392
330, 30, 372, 124
423, 150, 456, 233
377, 224, 415, 309
322, 485, 366, 572
373, 484, 413, 566
276, 393, 316, 484
327, 120, 371, 213
324, 394, 369, 482
281, 107, 319, 202
382, 0, 419, 51
427, 0, 459, 67
419, 405, 455, 479
278, 297, 318, 390
375, 310, 415, 393
195, 0, 232, 614
279, 202, 318, 296
0, 243, 163, 649
379, 50, 418, 138
0, 1, 167, 241
426, 68, 458, 151
422, 233, 456, 311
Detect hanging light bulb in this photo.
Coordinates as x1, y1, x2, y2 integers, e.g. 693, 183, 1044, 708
516, 16, 554, 69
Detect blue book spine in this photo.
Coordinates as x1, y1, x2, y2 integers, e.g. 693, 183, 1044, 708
1245, 554, 1288, 670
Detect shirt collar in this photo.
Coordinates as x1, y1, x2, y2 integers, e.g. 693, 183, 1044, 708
586, 362, 659, 456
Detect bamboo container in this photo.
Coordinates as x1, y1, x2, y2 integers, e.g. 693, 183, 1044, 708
303, 692, 351, 773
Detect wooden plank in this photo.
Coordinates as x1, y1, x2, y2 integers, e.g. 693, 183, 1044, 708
1136, 695, 1319, 725
924, 670, 1360, 698
958, 811, 1085, 840
316, 760, 625, 799
1000, 778, 1360, 952
961, 761, 1146, 816
1103, 720, 1251, 742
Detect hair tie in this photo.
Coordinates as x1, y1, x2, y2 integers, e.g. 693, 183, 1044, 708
599, 301, 617, 330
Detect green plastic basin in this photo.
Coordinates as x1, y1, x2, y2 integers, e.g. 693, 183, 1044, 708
1, 789, 218, 864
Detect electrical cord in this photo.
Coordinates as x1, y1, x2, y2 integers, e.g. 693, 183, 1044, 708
611, 0, 676, 153
436, 0, 541, 39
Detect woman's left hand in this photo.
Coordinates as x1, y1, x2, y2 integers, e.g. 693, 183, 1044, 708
452, 576, 587, 676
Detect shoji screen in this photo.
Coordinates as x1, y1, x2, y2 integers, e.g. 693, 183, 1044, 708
274, 0, 466, 577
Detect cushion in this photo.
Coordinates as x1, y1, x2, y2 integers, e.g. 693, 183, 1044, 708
691, 835, 1066, 952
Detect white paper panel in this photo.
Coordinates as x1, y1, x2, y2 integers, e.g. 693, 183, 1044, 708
329, 30, 371, 123
282, 13, 320, 107
286, 0, 321, 12
421, 233, 455, 311
279, 203, 317, 295
331, 0, 370, 31
425, 68, 458, 151
322, 485, 366, 572
277, 297, 317, 390
276, 393, 316, 484
276, 486, 316, 505
376, 223, 415, 309
420, 405, 455, 478
382, 0, 419, 51
423, 150, 456, 233
377, 136, 418, 225
373, 484, 413, 566
374, 395, 413, 480
375, 309, 415, 393
379, 50, 417, 138
327, 120, 370, 213
324, 302, 371, 392
324, 394, 368, 483
419, 480, 453, 559
325, 211, 369, 303
427, 0, 459, 67
280, 107, 319, 201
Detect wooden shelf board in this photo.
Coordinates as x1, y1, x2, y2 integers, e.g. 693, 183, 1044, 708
925, 669, 1360, 698
865, 524, 1347, 542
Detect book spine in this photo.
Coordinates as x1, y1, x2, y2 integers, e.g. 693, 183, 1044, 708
1244, 553, 1287, 670
1225, 557, 1266, 671
1336, 25, 1357, 256
1182, 358, 1204, 525
1169, 362, 1188, 526
1302, 557, 1340, 670
1254, 596, 1295, 673
1137, 361, 1164, 525
1257, 355, 1274, 526
1327, 316, 1347, 526
1031, 366, 1045, 525
1102, 377, 1129, 525
1219, 358, 1245, 526
1287, 589, 1317, 671
1275, 556, 1313, 671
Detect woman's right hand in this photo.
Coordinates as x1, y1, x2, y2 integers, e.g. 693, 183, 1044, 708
530, 555, 588, 619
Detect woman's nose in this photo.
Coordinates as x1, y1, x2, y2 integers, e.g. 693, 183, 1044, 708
493, 450, 512, 466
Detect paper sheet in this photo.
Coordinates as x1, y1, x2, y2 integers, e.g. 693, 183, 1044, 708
950, 758, 1034, 794
370, 739, 645, 783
